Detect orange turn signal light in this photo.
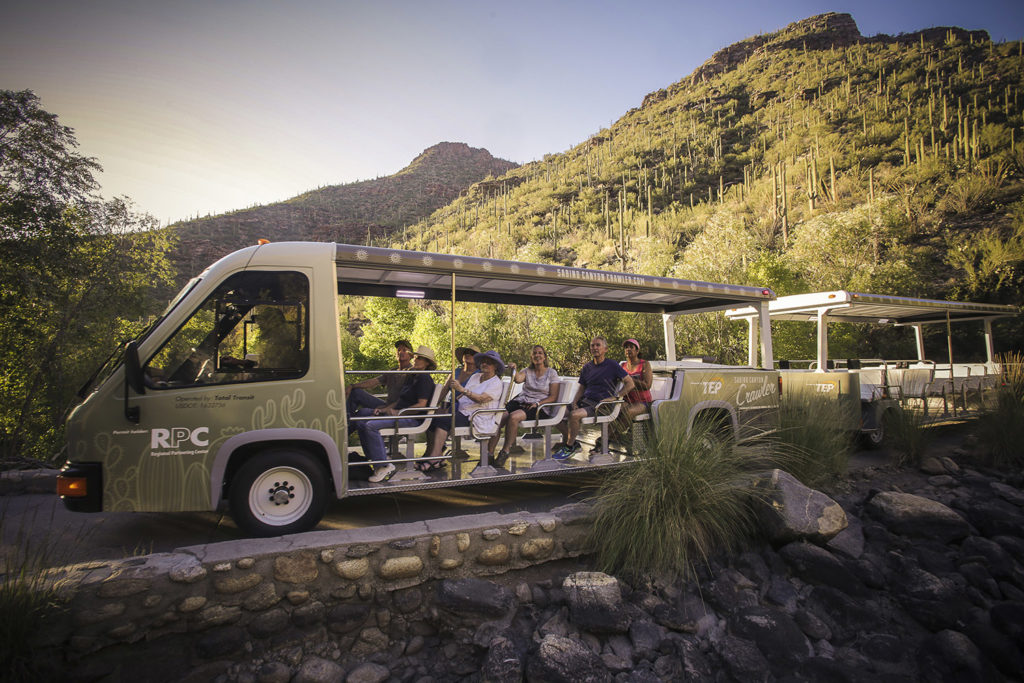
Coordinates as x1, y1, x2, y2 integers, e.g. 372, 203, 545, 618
57, 476, 88, 497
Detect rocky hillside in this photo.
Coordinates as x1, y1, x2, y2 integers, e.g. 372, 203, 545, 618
399, 13, 1023, 360
168, 142, 516, 278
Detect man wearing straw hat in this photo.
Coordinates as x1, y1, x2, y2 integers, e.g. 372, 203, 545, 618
354, 346, 438, 483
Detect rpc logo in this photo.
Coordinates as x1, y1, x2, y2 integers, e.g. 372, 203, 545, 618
151, 427, 209, 449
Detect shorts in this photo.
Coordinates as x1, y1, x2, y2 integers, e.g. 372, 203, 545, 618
505, 398, 550, 421
431, 411, 470, 433
576, 397, 603, 417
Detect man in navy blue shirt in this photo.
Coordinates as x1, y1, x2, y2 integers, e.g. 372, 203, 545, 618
355, 346, 437, 482
553, 337, 634, 460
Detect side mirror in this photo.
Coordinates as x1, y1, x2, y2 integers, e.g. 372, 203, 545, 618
125, 341, 145, 395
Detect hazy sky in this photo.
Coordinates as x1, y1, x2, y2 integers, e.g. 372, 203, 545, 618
3, 0, 1022, 225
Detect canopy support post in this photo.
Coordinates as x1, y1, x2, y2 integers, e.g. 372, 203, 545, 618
983, 318, 995, 369
663, 314, 677, 363
758, 302, 774, 370
815, 309, 829, 372
747, 317, 759, 367
913, 324, 925, 362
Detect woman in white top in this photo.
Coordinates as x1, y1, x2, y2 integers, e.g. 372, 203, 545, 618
490, 345, 559, 467
418, 350, 505, 472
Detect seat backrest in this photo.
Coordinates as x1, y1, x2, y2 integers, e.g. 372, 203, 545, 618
498, 377, 514, 404
535, 380, 578, 423
857, 368, 884, 387
427, 382, 444, 408
900, 368, 933, 395
649, 376, 672, 401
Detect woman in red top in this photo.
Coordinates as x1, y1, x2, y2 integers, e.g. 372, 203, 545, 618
614, 338, 653, 445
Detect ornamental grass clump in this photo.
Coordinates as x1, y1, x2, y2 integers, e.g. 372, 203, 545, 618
771, 393, 851, 488
0, 506, 76, 681
588, 418, 763, 581
887, 405, 933, 467
975, 352, 1024, 468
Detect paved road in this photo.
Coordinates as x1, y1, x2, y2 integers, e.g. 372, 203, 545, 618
1, 473, 605, 569
1, 434, 930, 572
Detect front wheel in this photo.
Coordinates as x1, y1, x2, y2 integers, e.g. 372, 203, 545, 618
229, 450, 329, 537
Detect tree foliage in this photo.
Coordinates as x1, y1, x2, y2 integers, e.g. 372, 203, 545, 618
0, 90, 175, 460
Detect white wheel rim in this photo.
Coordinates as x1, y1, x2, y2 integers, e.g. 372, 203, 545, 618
248, 465, 314, 526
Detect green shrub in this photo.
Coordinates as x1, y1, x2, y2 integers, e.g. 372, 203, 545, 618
974, 353, 1024, 467
887, 406, 933, 467
975, 389, 1024, 468
771, 394, 852, 487
587, 419, 763, 581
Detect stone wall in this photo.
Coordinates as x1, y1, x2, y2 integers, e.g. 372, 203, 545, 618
35, 503, 594, 680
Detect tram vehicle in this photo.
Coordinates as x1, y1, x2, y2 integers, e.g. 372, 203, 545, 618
59, 242, 780, 536
727, 290, 1018, 446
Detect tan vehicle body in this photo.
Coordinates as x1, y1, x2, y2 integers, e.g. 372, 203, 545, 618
61, 242, 779, 535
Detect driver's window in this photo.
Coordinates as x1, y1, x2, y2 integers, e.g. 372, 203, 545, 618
145, 271, 309, 388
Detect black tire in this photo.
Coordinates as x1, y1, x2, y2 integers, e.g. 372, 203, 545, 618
693, 411, 734, 450
229, 449, 329, 537
860, 409, 889, 450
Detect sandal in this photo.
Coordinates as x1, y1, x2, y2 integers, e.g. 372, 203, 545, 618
415, 459, 447, 473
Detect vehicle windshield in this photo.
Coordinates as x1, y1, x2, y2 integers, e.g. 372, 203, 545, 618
75, 277, 203, 398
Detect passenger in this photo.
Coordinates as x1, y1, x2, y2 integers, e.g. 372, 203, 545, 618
438, 344, 480, 405
553, 336, 634, 460
418, 350, 505, 472
489, 345, 559, 467
454, 345, 481, 382
355, 346, 437, 483
347, 339, 414, 415
612, 338, 653, 447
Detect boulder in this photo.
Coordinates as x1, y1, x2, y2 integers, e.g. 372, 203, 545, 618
436, 578, 515, 619
292, 657, 345, 683
705, 568, 759, 611
729, 606, 814, 668
865, 491, 970, 543
526, 634, 611, 683
916, 630, 999, 682
715, 635, 770, 682
752, 469, 848, 544
956, 498, 1024, 538
779, 541, 867, 596
345, 663, 389, 683
562, 572, 631, 634
826, 513, 865, 559
481, 636, 523, 683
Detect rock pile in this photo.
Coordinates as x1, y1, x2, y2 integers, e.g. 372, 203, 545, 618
198, 451, 1024, 682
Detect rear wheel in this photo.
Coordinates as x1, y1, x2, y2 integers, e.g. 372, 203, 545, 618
229, 449, 329, 537
693, 411, 733, 450
860, 409, 889, 450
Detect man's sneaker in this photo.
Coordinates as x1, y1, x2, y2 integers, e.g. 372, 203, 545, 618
552, 441, 581, 460
368, 463, 396, 483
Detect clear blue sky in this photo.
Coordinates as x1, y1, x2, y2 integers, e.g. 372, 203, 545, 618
3, 0, 1022, 225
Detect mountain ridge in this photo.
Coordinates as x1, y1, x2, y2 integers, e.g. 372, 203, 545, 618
168, 141, 516, 278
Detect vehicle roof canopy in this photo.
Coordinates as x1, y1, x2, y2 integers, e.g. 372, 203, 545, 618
727, 290, 1018, 325
335, 244, 774, 314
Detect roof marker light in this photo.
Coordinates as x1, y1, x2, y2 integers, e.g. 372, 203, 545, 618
257, 239, 270, 245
